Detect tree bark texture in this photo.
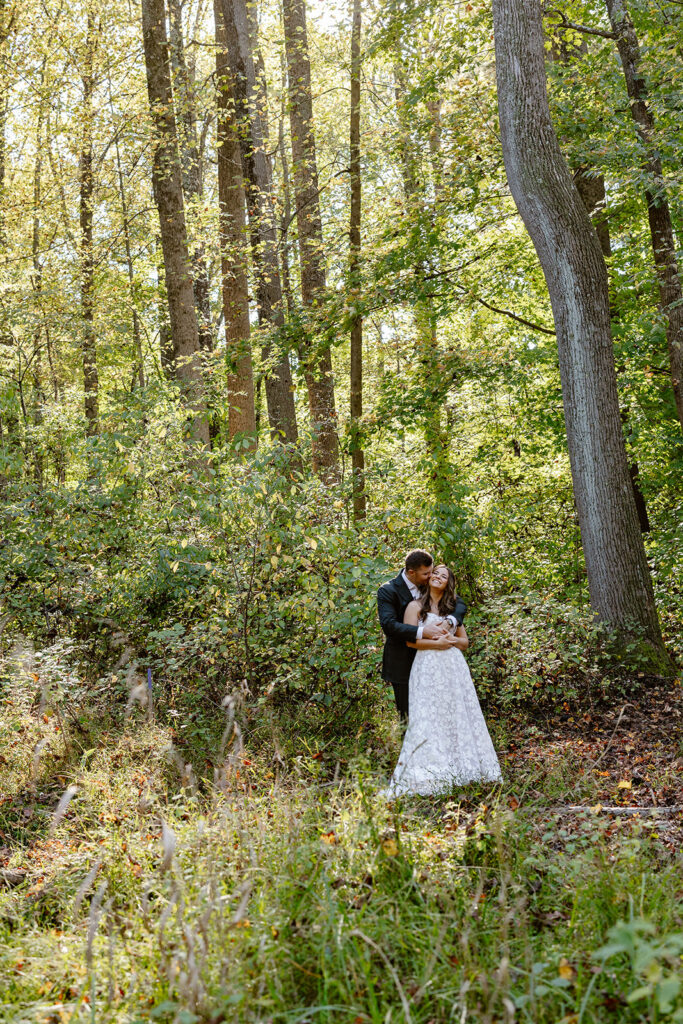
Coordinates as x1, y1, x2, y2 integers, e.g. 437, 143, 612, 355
604, 0, 683, 432
141, 0, 209, 444
492, 0, 667, 659
168, 0, 213, 352
214, 0, 256, 442
282, 0, 339, 480
349, 0, 366, 519
218, 0, 298, 445
80, 10, 99, 437
572, 168, 651, 533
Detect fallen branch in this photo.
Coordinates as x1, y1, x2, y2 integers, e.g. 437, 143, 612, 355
553, 805, 682, 816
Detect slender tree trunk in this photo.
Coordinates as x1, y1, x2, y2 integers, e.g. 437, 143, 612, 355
282, 0, 339, 480
108, 78, 145, 389
168, 0, 213, 352
492, 0, 669, 666
394, 65, 450, 502
214, 0, 256, 442
0, 40, 6, 248
605, 0, 683, 432
141, 0, 209, 444
277, 86, 295, 318
32, 79, 45, 485
218, 0, 298, 445
0, 0, 15, 250
80, 10, 99, 438
349, 0, 365, 518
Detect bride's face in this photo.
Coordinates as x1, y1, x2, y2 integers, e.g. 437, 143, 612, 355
429, 565, 450, 592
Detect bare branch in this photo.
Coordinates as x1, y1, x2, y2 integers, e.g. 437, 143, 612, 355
544, 7, 617, 38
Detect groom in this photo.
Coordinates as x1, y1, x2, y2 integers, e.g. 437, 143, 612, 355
377, 549, 467, 720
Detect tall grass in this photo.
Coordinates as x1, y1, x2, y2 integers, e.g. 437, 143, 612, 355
1, 683, 682, 1024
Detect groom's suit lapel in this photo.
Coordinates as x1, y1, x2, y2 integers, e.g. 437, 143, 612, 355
394, 571, 413, 605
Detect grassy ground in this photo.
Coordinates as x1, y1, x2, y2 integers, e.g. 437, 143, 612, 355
1, 644, 682, 1024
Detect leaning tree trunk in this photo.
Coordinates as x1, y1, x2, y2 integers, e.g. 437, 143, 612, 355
140, 0, 208, 445
573, 165, 651, 534
604, 0, 683, 432
348, 0, 365, 519
551, 31, 650, 534
282, 0, 339, 480
214, 0, 256, 443
491, 0, 669, 667
80, 10, 99, 438
219, 0, 298, 446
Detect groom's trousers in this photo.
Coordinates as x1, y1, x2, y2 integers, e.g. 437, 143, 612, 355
391, 681, 409, 722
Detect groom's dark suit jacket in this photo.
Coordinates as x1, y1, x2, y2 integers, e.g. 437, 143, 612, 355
377, 572, 468, 685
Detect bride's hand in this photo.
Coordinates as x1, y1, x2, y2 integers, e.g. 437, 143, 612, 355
434, 635, 458, 649
423, 623, 448, 640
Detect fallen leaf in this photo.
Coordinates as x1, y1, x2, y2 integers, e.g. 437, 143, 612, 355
617, 780, 632, 790
382, 838, 399, 857
558, 958, 576, 981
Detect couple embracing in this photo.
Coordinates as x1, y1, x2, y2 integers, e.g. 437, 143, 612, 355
377, 550, 501, 797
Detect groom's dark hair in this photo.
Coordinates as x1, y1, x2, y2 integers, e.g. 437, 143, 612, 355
405, 549, 433, 571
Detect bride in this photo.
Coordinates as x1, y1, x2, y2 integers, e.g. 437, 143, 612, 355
386, 564, 502, 797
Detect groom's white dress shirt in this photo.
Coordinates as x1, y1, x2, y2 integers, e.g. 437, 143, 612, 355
402, 570, 458, 641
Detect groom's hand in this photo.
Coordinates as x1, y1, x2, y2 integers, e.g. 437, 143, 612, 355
423, 623, 450, 640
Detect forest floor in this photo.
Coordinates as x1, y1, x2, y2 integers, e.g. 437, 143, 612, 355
0, 662, 682, 1023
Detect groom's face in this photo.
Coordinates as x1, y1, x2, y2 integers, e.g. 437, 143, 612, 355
406, 563, 433, 590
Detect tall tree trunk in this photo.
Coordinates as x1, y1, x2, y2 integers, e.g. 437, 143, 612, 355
394, 65, 450, 503
141, 0, 209, 444
0, 7, 7, 250
31, 74, 45, 486
108, 77, 145, 389
168, 0, 213, 352
349, 0, 365, 519
80, 10, 99, 438
491, 0, 669, 666
282, 0, 339, 480
0, 0, 15, 250
604, 0, 683, 432
214, 0, 256, 442
277, 85, 295, 318
218, 0, 298, 446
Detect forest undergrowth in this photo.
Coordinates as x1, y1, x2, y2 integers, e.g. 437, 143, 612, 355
1, 440, 683, 1023
1, 633, 681, 1024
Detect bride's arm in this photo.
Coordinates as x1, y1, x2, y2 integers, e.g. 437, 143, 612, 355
452, 624, 469, 651
404, 602, 459, 650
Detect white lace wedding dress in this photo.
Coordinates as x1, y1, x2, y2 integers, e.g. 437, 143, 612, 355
386, 613, 502, 797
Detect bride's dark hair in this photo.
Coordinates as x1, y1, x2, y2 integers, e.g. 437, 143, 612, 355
419, 564, 458, 621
